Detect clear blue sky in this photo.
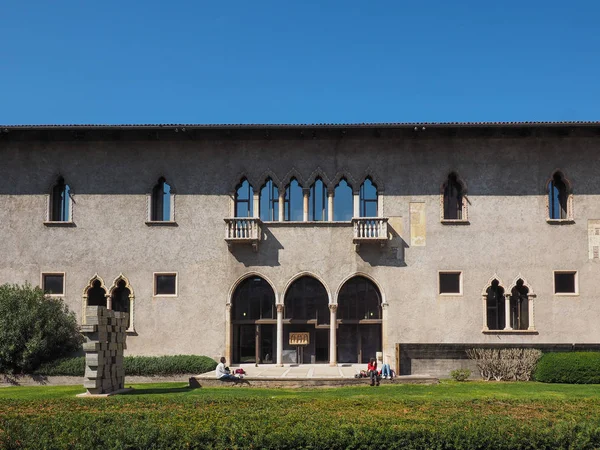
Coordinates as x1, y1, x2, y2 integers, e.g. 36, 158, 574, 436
1, 1, 598, 124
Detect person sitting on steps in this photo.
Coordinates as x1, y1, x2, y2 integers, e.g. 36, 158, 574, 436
216, 357, 244, 383
380, 355, 393, 380
367, 357, 380, 386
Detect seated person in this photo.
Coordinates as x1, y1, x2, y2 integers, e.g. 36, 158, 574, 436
216, 357, 242, 382
380, 359, 393, 380
367, 357, 380, 386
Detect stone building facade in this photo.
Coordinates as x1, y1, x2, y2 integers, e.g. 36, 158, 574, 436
1, 122, 599, 376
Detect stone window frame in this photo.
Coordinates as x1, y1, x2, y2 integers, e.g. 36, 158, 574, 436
81, 274, 109, 325
553, 270, 579, 296
146, 177, 177, 226
438, 270, 463, 296
108, 273, 136, 333
41, 271, 66, 297
44, 176, 75, 227
440, 172, 469, 225
153, 272, 178, 298
545, 170, 574, 224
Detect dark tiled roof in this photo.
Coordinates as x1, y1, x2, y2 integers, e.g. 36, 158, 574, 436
1, 121, 600, 130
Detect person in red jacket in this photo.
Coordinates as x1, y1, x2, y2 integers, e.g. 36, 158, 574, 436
367, 357, 380, 386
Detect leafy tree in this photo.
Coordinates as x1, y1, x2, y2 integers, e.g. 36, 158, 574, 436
0, 283, 83, 373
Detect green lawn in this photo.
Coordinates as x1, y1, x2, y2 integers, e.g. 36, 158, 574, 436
1, 381, 600, 449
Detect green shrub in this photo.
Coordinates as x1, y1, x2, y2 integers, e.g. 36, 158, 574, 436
450, 369, 471, 381
0, 283, 83, 374
36, 355, 217, 376
534, 352, 600, 384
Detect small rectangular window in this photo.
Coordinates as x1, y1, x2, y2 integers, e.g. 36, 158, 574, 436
154, 273, 177, 296
42, 273, 65, 296
554, 271, 577, 294
439, 272, 462, 295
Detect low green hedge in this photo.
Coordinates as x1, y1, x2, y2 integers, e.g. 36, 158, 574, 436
35, 355, 216, 376
534, 352, 600, 384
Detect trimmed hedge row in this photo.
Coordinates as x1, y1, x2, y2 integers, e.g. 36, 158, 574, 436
2, 399, 600, 449
35, 355, 216, 376
535, 352, 600, 384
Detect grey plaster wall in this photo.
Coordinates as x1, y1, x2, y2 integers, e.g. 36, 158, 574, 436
1, 128, 599, 368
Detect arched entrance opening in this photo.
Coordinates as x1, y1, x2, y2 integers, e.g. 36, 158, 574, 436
283, 276, 329, 364
231, 276, 276, 364
337, 276, 382, 363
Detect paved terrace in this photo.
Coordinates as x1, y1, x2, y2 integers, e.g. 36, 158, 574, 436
191, 364, 438, 388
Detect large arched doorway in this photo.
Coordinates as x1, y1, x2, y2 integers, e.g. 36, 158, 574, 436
337, 276, 382, 363
231, 276, 276, 364
283, 276, 330, 364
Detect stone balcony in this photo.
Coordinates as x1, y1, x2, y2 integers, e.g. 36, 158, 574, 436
224, 218, 262, 252
352, 217, 388, 250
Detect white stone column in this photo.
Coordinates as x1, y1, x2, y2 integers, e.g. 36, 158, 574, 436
482, 296, 488, 331
381, 302, 389, 361
225, 303, 233, 363
329, 304, 337, 366
528, 295, 536, 330
106, 295, 112, 311
252, 192, 260, 218
278, 190, 285, 221
327, 191, 334, 221
303, 189, 310, 221
353, 192, 360, 218
276, 304, 284, 366
504, 294, 512, 330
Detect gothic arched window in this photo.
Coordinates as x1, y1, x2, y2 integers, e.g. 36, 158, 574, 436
235, 178, 254, 218
259, 178, 279, 221
50, 177, 71, 222
151, 177, 172, 221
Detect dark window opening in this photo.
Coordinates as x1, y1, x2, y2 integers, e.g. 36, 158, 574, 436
359, 178, 378, 217
151, 177, 171, 221
111, 280, 131, 328
309, 178, 328, 221
235, 178, 253, 218
50, 177, 70, 222
284, 276, 329, 324
443, 173, 463, 220
87, 280, 107, 307
155, 274, 176, 296
548, 173, 568, 219
259, 178, 279, 221
334, 178, 353, 221
338, 276, 382, 320
284, 178, 303, 221
486, 280, 505, 330
555, 272, 576, 294
43, 274, 64, 295
510, 280, 529, 330
232, 276, 275, 321
439, 272, 461, 294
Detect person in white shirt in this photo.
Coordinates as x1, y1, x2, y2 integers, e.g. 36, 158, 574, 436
216, 357, 241, 382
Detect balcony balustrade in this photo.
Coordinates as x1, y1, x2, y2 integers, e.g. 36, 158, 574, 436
352, 217, 388, 250
224, 218, 261, 252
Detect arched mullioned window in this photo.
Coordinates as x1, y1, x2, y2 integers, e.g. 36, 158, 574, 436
151, 177, 172, 221
548, 171, 571, 220
442, 173, 466, 220
337, 276, 382, 320
50, 177, 71, 222
109, 275, 134, 330
284, 276, 329, 324
334, 178, 353, 221
359, 178, 378, 217
309, 178, 328, 221
510, 279, 529, 330
486, 279, 505, 330
259, 178, 279, 222
235, 178, 254, 218
284, 178, 303, 221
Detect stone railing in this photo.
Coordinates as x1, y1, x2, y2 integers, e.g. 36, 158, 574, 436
224, 218, 262, 251
352, 217, 388, 249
